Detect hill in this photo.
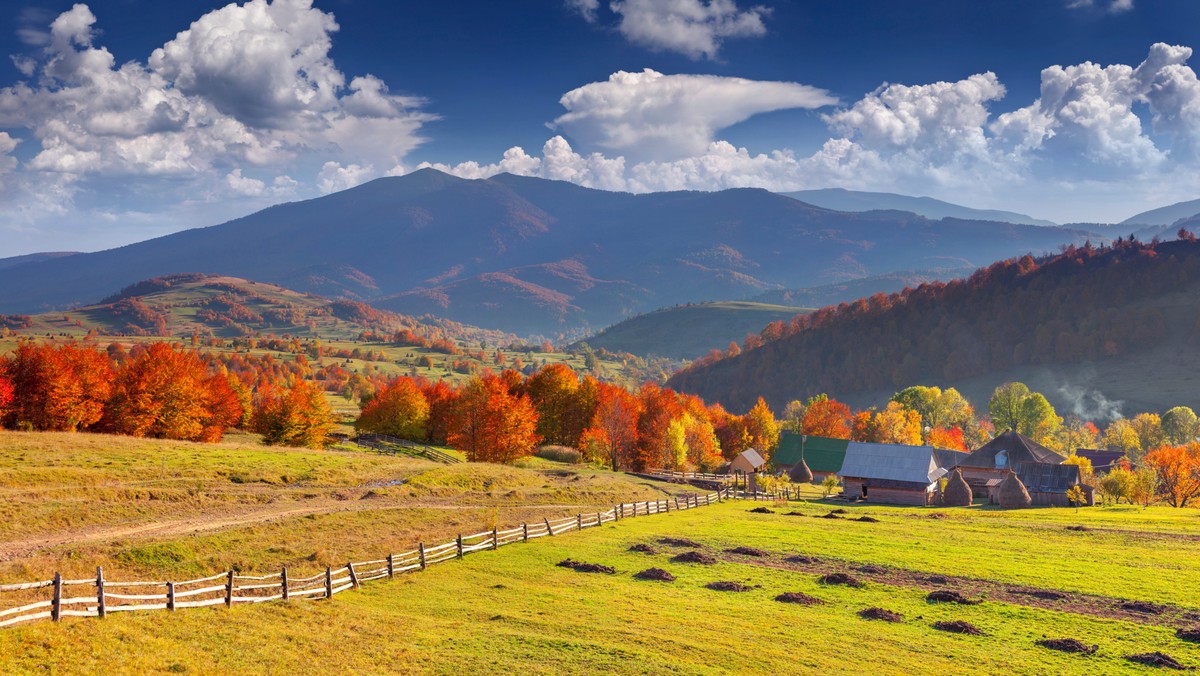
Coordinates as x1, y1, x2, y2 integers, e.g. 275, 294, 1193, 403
1121, 197, 1200, 226
750, 267, 977, 308
781, 188, 1055, 226
579, 301, 809, 360
667, 237, 1200, 416
0, 251, 78, 271
0, 169, 1105, 336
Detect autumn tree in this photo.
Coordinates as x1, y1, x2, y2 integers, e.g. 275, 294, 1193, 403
709, 403, 750, 460
420, 379, 458, 445
871, 401, 923, 445
104, 343, 232, 441
355, 377, 429, 440
1, 342, 113, 431
1143, 443, 1200, 508
926, 426, 967, 451
0, 376, 12, 420
988, 382, 1031, 432
634, 383, 684, 470
742, 397, 779, 458
1048, 417, 1100, 455
1162, 406, 1199, 445
1130, 413, 1166, 455
252, 380, 335, 448
800, 395, 852, 439
581, 382, 640, 471
448, 373, 540, 463
524, 364, 598, 447
1103, 418, 1143, 461
780, 400, 805, 433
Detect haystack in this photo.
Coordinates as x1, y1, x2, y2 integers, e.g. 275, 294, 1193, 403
789, 457, 814, 483
942, 468, 972, 507
998, 470, 1031, 508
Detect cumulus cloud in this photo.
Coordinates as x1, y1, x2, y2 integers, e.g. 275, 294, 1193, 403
565, 0, 601, 22
1067, 0, 1134, 13
554, 69, 835, 160
0, 132, 18, 173
574, 0, 769, 59
317, 161, 374, 194
225, 169, 266, 196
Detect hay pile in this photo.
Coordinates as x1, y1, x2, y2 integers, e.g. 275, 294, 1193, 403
942, 469, 972, 507
788, 458, 814, 483
998, 471, 1031, 508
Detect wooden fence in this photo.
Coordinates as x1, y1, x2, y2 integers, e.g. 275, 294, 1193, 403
644, 469, 732, 483
0, 488, 734, 630
354, 433, 462, 464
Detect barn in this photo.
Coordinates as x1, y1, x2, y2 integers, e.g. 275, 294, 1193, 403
956, 430, 1066, 491
1016, 462, 1094, 506
773, 433, 848, 482
839, 441, 947, 506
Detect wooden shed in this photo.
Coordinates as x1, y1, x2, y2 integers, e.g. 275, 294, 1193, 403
957, 430, 1065, 491
730, 448, 767, 475
773, 433, 848, 482
839, 441, 946, 506
1016, 462, 1093, 506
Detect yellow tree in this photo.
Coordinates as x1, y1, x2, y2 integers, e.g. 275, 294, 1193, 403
872, 401, 923, 445
742, 397, 780, 458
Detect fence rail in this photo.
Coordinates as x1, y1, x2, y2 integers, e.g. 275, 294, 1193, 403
0, 487, 734, 630
644, 469, 733, 483
354, 433, 462, 464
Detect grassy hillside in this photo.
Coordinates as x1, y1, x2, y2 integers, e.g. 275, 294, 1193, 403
669, 238, 1200, 415
3, 491, 1199, 673
581, 301, 810, 360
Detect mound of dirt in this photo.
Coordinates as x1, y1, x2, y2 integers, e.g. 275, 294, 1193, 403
749, 507, 775, 514
818, 572, 863, 587
786, 555, 819, 564
830, 508, 847, 514
821, 513, 843, 519
659, 537, 701, 548
1037, 638, 1098, 655
927, 590, 981, 605
858, 607, 904, 622
633, 568, 676, 582
706, 581, 751, 592
1178, 628, 1200, 643
726, 546, 769, 557
784, 511, 808, 517
671, 551, 717, 564
1014, 589, 1067, 601
1122, 600, 1164, 615
933, 620, 984, 635
775, 592, 824, 605
926, 513, 947, 519
925, 575, 949, 585
856, 516, 880, 523
557, 559, 616, 574
1125, 652, 1194, 670
628, 544, 657, 554
856, 565, 886, 574
1065, 525, 1091, 532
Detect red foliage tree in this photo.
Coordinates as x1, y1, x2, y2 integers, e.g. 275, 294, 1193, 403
801, 397, 852, 439
1, 342, 113, 431
448, 373, 540, 463
1144, 443, 1200, 508
581, 382, 642, 471
420, 379, 458, 445
355, 377, 430, 441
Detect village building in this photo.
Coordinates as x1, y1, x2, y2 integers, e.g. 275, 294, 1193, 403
956, 430, 1066, 492
1076, 448, 1127, 475
773, 433, 848, 482
932, 448, 968, 472
1015, 462, 1094, 506
838, 441, 947, 506
729, 448, 766, 475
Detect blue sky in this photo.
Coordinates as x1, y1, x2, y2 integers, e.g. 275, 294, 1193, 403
1, 0, 1200, 256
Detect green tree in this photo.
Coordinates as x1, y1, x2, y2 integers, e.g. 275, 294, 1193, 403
1162, 406, 1198, 445
988, 382, 1031, 432
1018, 393, 1061, 443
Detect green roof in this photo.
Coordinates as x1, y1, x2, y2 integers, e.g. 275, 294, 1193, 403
774, 433, 849, 473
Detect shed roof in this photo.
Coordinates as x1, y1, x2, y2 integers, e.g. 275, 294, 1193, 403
774, 433, 848, 473
1076, 449, 1126, 474
933, 448, 968, 470
959, 430, 1065, 469
840, 441, 946, 485
1016, 462, 1081, 493
730, 448, 766, 472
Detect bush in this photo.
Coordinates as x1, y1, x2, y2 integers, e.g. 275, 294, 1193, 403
535, 445, 583, 464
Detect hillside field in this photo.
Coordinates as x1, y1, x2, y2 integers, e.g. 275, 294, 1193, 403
2, 433, 1200, 673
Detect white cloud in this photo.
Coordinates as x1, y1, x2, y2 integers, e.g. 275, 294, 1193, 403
1067, 0, 1134, 13
606, 0, 770, 59
225, 169, 266, 196
317, 161, 373, 194
565, 0, 601, 22
554, 69, 835, 160
0, 132, 18, 173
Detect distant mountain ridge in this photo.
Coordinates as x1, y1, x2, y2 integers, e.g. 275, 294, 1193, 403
0, 169, 1109, 336
780, 188, 1056, 226
1121, 198, 1200, 226
0, 251, 79, 271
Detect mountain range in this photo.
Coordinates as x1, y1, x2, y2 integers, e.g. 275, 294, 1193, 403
0, 169, 1126, 336
1120, 198, 1200, 226
779, 188, 1056, 226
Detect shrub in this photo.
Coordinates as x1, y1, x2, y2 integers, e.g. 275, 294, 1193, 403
535, 445, 583, 464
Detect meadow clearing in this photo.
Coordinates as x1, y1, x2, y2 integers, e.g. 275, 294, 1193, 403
2, 432, 1199, 674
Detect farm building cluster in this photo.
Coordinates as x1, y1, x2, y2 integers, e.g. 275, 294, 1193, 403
763, 429, 1101, 507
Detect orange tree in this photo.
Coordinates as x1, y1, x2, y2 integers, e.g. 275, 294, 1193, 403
448, 373, 540, 463
1143, 443, 1200, 508
801, 395, 852, 439
252, 380, 335, 448
1, 341, 113, 431
355, 377, 430, 441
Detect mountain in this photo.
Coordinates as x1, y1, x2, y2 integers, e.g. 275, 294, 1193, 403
749, 267, 977, 308
0, 251, 78, 271
0, 273, 514, 345
0, 169, 1105, 336
1120, 198, 1200, 226
667, 238, 1200, 417
579, 301, 810, 360
780, 188, 1056, 226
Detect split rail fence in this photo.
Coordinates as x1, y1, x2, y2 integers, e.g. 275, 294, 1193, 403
1, 488, 733, 630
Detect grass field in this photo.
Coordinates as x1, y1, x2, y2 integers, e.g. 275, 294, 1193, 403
3, 495, 1200, 673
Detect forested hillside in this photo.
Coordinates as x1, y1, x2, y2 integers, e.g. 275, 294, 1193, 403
668, 234, 1200, 415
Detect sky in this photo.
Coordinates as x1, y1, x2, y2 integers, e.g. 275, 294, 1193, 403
2, 0, 1200, 257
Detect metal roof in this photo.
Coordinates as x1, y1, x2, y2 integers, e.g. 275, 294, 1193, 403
840, 441, 946, 485
730, 448, 766, 472
1016, 462, 1081, 492
774, 433, 848, 473
959, 430, 1065, 468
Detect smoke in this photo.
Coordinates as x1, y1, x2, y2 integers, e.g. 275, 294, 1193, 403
1056, 381, 1125, 422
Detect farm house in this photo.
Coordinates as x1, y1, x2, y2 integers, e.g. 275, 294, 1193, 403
773, 433, 848, 482
956, 430, 1066, 491
1076, 448, 1127, 475
1014, 462, 1094, 507
729, 448, 766, 475
838, 441, 947, 506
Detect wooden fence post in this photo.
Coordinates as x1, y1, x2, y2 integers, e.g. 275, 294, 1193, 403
96, 566, 106, 619
281, 566, 289, 601
675, 497, 680, 510
619, 503, 624, 519
419, 543, 427, 570
492, 526, 499, 550
456, 534, 464, 558
387, 554, 395, 579
325, 567, 333, 599
575, 513, 581, 530
347, 563, 360, 590
51, 572, 62, 622
596, 511, 601, 526
522, 523, 529, 542
545, 518, 554, 535
167, 582, 176, 612
225, 570, 234, 608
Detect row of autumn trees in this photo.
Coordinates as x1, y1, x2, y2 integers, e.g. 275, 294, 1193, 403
0, 341, 333, 447
355, 363, 779, 471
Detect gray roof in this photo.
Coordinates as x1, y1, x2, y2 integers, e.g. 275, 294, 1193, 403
1016, 462, 1081, 492
840, 441, 947, 485
959, 430, 1065, 468
731, 448, 766, 471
